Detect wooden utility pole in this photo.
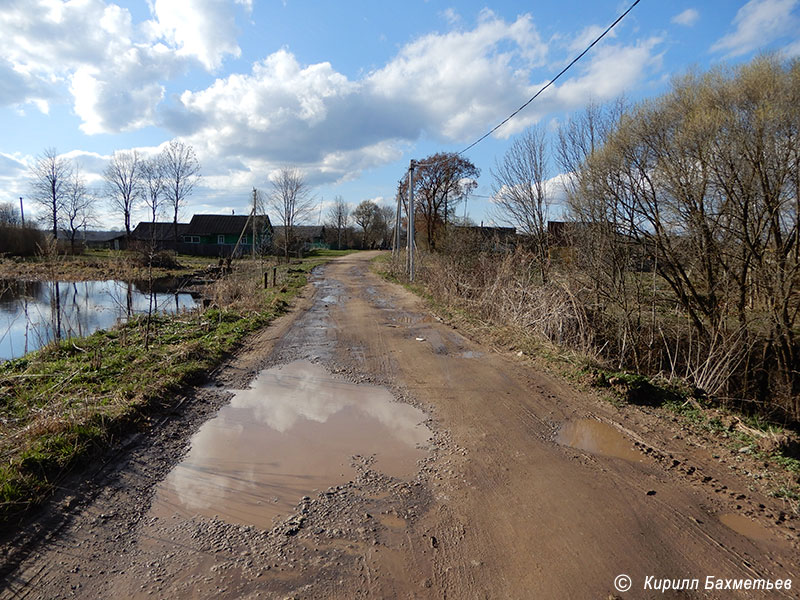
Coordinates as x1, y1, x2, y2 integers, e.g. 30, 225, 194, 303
407, 160, 416, 281
393, 183, 402, 257
252, 187, 257, 259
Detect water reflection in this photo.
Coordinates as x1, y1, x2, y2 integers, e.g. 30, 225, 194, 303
556, 418, 643, 462
0, 279, 197, 361
152, 360, 431, 528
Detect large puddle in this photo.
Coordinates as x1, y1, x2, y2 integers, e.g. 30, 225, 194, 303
151, 360, 431, 529
556, 418, 642, 462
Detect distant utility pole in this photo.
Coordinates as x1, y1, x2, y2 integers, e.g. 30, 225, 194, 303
393, 183, 402, 257
406, 160, 416, 281
19, 197, 24, 226
252, 187, 257, 259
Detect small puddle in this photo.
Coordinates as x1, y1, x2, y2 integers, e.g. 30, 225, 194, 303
460, 350, 484, 359
152, 360, 431, 529
556, 419, 642, 462
720, 513, 773, 541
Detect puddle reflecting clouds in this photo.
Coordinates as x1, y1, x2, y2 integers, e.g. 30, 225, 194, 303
153, 360, 431, 528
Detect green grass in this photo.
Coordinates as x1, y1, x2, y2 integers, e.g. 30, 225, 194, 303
0, 255, 333, 524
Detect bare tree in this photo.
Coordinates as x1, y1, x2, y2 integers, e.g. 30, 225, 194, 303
30, 147, 71, 240
62, 168, 96, 252
326, 195, 349, 249
0, 202, 21, 225
353, 200, 380, 248
162, 140, 200, 245
268, 167, 316, 261
491, 124, 551, 281
380, 205, 395, 242
141, 156, 166, 226
105, 150, 142, 238
409, 152, 479, 250
570, 57, 800, 411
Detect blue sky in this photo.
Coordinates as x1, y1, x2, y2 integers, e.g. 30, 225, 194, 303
2, 0, 800, 229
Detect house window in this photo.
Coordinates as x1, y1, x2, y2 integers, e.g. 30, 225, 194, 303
218, 235, 225, 245
184, 235, 200, 244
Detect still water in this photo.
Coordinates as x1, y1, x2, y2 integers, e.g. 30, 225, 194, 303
152, 360, 431, 529
0, 279, 198, 361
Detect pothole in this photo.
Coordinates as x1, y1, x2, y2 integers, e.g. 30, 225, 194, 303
556, 418, 642, 462
719, 513, 773, 541
151, 360, 431, 529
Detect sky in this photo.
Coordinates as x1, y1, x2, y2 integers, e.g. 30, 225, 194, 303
2, 0, 800, 230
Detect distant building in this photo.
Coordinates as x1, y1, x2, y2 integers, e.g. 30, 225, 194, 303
178, 214, 273, 257
450, 224, 518, 251
56, 230, 127, 250
129, 222, 190, 251
272, 225, 328, 252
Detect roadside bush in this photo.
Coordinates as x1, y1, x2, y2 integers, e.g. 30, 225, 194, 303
129, 242, 181, 269
396, 242, 799, 427
0, 224, 45, 256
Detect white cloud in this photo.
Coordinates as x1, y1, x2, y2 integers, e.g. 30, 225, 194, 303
368, 12, 549, 141
161, 14, 556, 186
784, 37, 800, 56
441, 8, 461, 27
0, 0, 249, 131
70, 43, 184, 134
1, 6, 666, 213
568, 24, 617, 53
711, 0, 799, 56
148, 0, 244, 70
157, 13, 662, 192
671, 8, 700, 26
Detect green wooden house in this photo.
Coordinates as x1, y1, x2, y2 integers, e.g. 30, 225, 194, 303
179, 214, 273, 256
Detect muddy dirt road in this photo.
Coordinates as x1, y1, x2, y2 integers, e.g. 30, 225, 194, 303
2, 252, 798, 599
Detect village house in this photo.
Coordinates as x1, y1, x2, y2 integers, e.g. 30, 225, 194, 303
178, 214, 273, 257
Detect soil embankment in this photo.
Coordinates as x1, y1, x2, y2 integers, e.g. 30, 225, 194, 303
2, 252, 798, 599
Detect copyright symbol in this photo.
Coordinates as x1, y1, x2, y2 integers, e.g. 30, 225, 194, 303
614, 574, 632, 593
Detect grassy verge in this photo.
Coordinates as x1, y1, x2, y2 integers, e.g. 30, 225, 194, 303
0, 255, 332, 524
0, 249, 214, 281
373, 254, 800, 505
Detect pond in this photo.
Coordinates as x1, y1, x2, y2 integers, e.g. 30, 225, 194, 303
0, 279, 198, 361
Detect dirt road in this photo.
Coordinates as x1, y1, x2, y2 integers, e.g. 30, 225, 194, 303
2, 252, 798, 599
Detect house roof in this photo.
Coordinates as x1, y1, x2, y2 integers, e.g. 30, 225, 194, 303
131, 221, 189, 241
184, 214, 272, 236
273, 225, 325, 240
56, 230, 125, 242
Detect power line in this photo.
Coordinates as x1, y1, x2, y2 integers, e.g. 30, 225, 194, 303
459, 0, 642, 156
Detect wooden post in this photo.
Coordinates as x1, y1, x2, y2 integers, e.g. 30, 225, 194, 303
272, 266, 277, 287
264, 272, 269, 289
